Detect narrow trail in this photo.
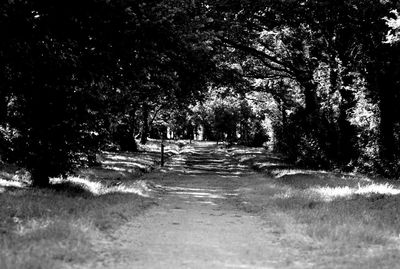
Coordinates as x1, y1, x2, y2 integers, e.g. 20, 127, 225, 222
90, 142, 290, 269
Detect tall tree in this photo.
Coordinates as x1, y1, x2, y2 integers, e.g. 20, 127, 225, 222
0, 0, 216, 186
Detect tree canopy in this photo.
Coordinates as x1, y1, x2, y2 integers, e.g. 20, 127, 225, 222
2, 0, 400, 186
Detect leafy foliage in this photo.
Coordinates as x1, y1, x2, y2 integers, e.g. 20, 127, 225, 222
204, 0, 400, 176
2, 0, 400, 185
0, 0, 216, 186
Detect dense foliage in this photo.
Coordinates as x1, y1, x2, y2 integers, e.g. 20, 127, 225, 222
1, 0, 400, 186
0, 0, 215, 186
204, 0, 400, 175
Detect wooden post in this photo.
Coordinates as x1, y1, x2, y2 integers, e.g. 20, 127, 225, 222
161, 138, 165, 167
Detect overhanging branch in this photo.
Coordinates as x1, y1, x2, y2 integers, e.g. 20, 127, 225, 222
220, 37, 296, 76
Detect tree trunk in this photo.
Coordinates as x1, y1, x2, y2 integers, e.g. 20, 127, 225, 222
303, 81, 319, 116
368, 58, 397, 162
87, 152, 100, 167
124, 108, 138, 151
31, 167, 50, 188
334, 63, 357, 165
119, 127, 138, 151
299, 78, 321, 139
297, 72, 319, 117
378, 82, 395, 161
280, 99, 286, 126
29, 126, 51, 188
140, 104, 149, 145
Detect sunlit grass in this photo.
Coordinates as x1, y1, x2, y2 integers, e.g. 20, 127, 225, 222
273, 169, 330, 178
0, 178, 26, 188
0, 146, 166, 269
0, 174, 29, 194
312, 183, 400, 201
50, 176, 153, 197
240, 177, 400, 267
236, 149, 400, 268
0, 186, 155, 269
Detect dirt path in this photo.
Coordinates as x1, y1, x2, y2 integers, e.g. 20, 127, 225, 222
89, 143, 294, 269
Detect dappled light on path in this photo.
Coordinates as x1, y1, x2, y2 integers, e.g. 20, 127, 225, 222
153, 142, 254, 206
161, 185, 239, 200
160, 142, 255, 179
91, 142, 281, 269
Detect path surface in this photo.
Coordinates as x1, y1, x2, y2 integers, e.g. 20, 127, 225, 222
91, 143, 290, 269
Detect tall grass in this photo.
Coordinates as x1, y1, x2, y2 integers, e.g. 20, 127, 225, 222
234, 148, 400, 267
0, 144, 168, 269
0, 188, 155, 269
239, 174, 400, 268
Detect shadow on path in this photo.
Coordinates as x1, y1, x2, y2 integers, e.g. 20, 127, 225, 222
161, 142, 255, 177
92, 142, 282, 269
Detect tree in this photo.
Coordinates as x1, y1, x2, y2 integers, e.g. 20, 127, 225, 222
0, 0, 217, 186
203, 0, 400, 172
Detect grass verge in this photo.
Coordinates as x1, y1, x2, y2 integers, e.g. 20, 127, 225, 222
0, 139, 187, 269
235, 149, 400, 268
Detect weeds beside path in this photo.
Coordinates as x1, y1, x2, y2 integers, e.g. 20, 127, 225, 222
231, 146, 400, 268
0, 140, 184, 269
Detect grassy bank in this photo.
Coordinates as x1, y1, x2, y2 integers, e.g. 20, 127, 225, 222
0, 190, 154, 269
0, 139, 185, 269
234, 148, 400, 268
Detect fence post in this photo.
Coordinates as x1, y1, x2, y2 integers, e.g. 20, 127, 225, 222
161, 138, 165, 167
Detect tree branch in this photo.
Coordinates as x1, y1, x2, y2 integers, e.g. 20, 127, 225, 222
220, 37, 296, 76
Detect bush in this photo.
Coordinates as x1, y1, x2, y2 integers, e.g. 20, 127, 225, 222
239, 120, 269, 147
274, 112, 332, 169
